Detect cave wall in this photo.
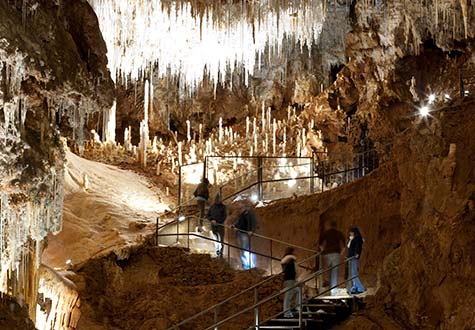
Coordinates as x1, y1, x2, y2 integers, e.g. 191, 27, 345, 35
255, 0, 475, 328
0, 0, 113, 318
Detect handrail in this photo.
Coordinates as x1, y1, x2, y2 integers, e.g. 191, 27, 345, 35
168, 256, 357, 330
156, 232, 293, 264
192, 215, 317, 254
206, 257, 357, 330
248, 266, 359, 330
166, 250, 322, 330
156, 214, 317, 255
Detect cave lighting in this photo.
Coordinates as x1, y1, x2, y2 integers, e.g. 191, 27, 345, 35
250, 194, 259, 202
428, 94, 436, 104
419, 105, 430, 117
88, 0, 325, 91
178, 215, 186, 221
444, 93, 451, 100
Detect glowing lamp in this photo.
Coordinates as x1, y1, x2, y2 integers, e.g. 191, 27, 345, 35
419, 106, 430, 117
428, 94, 436, 104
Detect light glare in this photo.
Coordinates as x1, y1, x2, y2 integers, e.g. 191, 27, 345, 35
419, 106, 430, 117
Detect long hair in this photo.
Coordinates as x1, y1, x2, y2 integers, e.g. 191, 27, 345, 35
349, 226, 362, 238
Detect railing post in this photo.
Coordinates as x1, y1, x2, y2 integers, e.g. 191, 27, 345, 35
318, 254, 323, 293
310, 158, 315, 193
155, 216, 160, 247
298, 285, 303, 327
254, 288, 259, 330
176, 210, 180, 244
321, 162, 325, 192
187, 216, 190, 249
204, 157, 208, 181
269, 240, 273, 275
178, 165, 182, 206
257, 157, 263, 201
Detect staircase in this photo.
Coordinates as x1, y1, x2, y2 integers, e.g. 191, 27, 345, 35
258, 295, 359, 330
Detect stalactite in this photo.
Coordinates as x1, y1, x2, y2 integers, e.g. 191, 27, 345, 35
88, 0, 326, 93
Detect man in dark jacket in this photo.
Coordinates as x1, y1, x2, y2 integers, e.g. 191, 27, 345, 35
233, 204, 257, 269
318, 220, 345, 295
207, 193, 227, 257
281, 247, 301, 318
194, 177, 209, 230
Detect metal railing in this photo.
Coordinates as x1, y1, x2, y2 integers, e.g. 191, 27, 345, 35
167, 256, 358, 330
177, 149, 384, 205
155, 215, 317, 274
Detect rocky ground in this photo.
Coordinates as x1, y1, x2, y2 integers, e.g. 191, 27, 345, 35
74, 246, 282, 330
0, 295, 36, 330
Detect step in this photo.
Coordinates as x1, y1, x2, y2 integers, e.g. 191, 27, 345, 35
258, 326, 299, 329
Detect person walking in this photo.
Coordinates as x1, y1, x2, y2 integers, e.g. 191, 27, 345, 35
318, 220, 345, 295
233, 204, 257, 269
347, 226, 366, 294
281, 247, 301, 318
207, 193, 227, 257
193, 177, 209, 230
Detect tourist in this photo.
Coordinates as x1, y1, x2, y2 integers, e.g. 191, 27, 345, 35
207, 193, 227, 257
318, 220, 345, 295
193, 177, 209, 230
347, 226, 366, 294
281, 247, 301, 318
233, 203, 257, 269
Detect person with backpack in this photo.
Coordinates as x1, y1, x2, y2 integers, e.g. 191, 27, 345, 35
207, 193, 227, 257
347, 226, 366, 294
281, 247, 301, 318
233, 204, 257, 269
193, 177, 209, 230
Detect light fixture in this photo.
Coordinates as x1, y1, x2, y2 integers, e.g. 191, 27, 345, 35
250, 194, 258, 202
419, 106, 430, 117
444, 94, 451, 100
428, 94, 436, 104
178, 215, 186, 221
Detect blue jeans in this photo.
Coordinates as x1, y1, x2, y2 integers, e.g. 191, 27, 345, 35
283, 280, 301, 317
349, 258, 365, 293
237, 232, 255, 269
324, 253, 340, 295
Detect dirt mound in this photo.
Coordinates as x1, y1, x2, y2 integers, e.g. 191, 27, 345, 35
0, 295, 36, 330
75, 246, 282, 330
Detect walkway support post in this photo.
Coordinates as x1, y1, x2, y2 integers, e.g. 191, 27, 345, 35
254, 288, 259, 330
310, 158, 315, 193
318, 254, 323, 293
178, 165, 182, 206
155, 216, 160, 246
257, 157, 263, 201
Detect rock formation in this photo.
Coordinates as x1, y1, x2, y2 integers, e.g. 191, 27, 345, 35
0, 0, 113, 318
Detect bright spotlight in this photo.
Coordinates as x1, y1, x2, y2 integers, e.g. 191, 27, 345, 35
428, 94, 436, 104
419, 106, 430, 117
250, 194, 258, 202
178, 215, 186, 221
